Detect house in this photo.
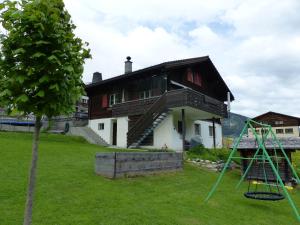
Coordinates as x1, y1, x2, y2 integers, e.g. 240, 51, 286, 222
237, 137, 299, 184
248, 111, 300, 138
85, 56, 234, 151
237, 111, 300, 184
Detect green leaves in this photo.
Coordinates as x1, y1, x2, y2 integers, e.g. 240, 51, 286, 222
0, 0, 91, 117
32, 52, 46, 58
16, 75, 25, 84
49, 84, 59, 91
17, 94, 28, 103
13, 48, 25, 55
36, 90, 44, 97
48, 55, 61, 65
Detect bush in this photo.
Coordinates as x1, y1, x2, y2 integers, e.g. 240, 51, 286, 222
187, 145, 240, 164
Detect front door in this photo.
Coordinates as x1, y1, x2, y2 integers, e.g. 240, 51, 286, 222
112, 121, 117, 146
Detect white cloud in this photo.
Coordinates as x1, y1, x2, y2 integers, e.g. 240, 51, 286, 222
63, 0, 300, 118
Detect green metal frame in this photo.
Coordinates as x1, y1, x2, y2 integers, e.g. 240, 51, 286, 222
205, 119, 300, 222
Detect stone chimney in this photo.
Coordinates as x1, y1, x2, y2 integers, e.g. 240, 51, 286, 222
92, 72, 102, 83
124, 56, 132, 74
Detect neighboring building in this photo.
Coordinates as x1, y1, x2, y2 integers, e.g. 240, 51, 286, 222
85, 56, 234, 151
237, 137, 299, 184
248, 111, 300, 138
74, 96, 88, 119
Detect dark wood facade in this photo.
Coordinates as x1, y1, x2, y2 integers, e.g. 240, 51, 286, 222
252, 111, 300, 128
239, 149, 294, 183
86, 56, 233, 120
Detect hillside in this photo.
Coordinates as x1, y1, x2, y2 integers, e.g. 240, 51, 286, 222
222, 112, 249, 138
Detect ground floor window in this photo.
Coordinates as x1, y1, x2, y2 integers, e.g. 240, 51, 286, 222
194, 123, 201, 136
285, 128, 293, 134
209, 126, 214, 137
98, 123, 104, 130
276, 129, 284, 134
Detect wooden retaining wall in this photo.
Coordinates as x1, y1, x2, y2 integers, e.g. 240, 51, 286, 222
95, 152, 183, 178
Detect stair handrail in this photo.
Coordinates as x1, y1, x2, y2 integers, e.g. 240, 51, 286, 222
127, 92, 168, 147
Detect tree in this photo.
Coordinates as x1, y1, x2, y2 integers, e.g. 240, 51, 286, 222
0, 1, 91, 224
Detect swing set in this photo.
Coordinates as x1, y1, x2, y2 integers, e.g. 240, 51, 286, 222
205, 119, 300, 222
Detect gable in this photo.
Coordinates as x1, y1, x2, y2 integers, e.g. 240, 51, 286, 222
253, 112, 300, 127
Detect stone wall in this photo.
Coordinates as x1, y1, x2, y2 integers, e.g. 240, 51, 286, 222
95, 152, 183, 178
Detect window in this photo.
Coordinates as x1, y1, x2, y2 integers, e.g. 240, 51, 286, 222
209, 126, 214, 137
285, 128, 294, 134
109, 93, 121, 106
186, 69, 202, 87
194, 123, 201, 136
139, 90, 152, 99
194, 72, 202, 86
178, 121, 183, 134
187, 69, 193, 82
276, 129, 284, 134
98, 123, 104, 130
275, 121, 284, 125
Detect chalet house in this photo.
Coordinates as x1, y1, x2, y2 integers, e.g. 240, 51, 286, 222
237, 111, 300, 184
85, 56, 234, 151
248, 111, 300, 138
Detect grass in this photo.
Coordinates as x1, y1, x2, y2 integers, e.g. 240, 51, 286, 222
0, 131, 299, 225
292, 151, 300, 177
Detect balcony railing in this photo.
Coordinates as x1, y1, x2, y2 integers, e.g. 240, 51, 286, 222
112, 88, 227, 118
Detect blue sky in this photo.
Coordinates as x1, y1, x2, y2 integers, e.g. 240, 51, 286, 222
64, 0, 300, 118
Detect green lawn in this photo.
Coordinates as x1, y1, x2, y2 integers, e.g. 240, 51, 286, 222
0, 132, 299, 225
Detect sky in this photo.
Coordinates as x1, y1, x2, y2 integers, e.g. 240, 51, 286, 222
63, 0, 300, 118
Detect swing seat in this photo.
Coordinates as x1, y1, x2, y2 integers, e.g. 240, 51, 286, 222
244, 191, 285, 201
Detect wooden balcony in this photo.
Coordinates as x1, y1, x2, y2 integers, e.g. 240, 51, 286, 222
112, 88, 227, 118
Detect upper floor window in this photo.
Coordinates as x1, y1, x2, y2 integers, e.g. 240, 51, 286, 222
186, 69, 202, 87
139, 90, 152, 99
275, 121, 284, 125
109, 93, 121, 106
285, 128, 294, 134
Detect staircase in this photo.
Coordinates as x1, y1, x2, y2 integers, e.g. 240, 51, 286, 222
68, 126, 108, 146
127, 93, 168, 148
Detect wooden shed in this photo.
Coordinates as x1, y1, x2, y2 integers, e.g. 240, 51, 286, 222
237, 137, 300, 183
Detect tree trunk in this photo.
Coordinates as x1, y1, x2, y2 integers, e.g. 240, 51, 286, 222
23, 116, 42, 225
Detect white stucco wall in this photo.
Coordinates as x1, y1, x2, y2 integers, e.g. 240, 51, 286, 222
89, 114, 222, 150
193, 120, 222, 148
89, 117, 128, 147
171, 113, 222, 149
151, 114, 183, 152
248, 126, 300, 138
151, 113, 223, 152
89, 118, 113, 145
116, 117, 129, 148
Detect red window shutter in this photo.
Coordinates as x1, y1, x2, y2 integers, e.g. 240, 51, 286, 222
194, 73, 202, 86
101, 94, 108, 108
187, 70, 193, 82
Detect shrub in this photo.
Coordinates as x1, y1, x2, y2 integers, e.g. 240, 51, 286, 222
187, 145, 240, 164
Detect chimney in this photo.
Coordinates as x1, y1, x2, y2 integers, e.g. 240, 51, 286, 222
92, 72, 102, 83
124, 56, 132, 74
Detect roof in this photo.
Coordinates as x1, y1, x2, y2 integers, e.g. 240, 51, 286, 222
236, 137, 300, 150
85, 56, 234, 100
252, 111, 300, 122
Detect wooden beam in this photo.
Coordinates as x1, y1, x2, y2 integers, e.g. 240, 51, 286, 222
212, 118, 216, 148
182, 108, 186, 151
